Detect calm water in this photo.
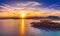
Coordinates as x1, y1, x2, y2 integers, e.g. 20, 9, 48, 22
0, 19, 60, 36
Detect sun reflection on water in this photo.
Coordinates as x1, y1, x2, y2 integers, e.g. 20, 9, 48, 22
20, 12, 26, 36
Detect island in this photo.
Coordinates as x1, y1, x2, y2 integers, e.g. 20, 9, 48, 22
31, 19, 60, 30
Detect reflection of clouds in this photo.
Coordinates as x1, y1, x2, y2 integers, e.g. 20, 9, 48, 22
26, 27, 42, 36
0, 19, 19, 36
26, 19, 60, 36
26, 19, 43, 36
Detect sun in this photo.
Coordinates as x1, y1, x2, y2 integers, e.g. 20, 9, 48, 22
20, 11, 26, 18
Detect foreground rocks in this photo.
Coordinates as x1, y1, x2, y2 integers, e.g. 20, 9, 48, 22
31, 19, 60, 30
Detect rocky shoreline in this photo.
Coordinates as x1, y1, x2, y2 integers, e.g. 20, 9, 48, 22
31, 19, 60, 30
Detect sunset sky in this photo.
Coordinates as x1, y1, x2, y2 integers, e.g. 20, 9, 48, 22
0, 0, 60, 17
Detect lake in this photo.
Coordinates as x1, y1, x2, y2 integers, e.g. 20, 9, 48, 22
0, 19, 60, 36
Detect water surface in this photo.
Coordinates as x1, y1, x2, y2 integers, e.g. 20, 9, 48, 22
0, 19, 60, 36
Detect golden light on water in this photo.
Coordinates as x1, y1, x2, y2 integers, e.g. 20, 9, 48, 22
20, 12, 26, 36
20, 19, 25, 36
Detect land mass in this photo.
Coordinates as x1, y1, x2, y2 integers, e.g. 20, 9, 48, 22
31, 19, 60, 30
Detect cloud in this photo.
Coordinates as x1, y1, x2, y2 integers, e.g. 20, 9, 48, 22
0, 1, 60, 16
48, 2, 60, 10
17, 1, 42, 7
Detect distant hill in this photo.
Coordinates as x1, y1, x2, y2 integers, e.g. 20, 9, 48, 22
47, 16, 60, 18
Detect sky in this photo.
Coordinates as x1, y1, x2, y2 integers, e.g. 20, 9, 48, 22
0, 0, 60, 9
0, 0, 60, 16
